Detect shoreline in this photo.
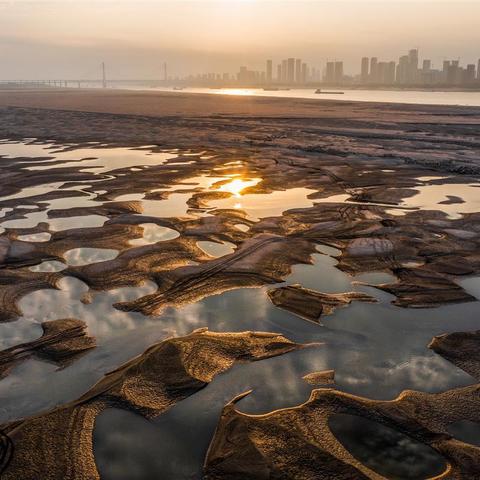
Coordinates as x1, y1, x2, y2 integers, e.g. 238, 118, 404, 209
1, 88, 480, 118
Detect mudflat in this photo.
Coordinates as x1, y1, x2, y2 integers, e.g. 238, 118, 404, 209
0, 88, 479, 479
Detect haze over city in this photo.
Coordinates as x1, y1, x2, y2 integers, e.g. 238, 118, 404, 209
1, 0, 480, 80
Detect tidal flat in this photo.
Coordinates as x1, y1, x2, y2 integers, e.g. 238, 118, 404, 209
0, 89, 479, 479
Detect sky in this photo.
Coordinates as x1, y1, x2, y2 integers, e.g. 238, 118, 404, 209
1, 0, 479, 79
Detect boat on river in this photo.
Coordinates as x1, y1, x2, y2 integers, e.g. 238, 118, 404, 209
315, 89, 344, 94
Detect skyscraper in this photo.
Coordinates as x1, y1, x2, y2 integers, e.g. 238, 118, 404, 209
396, 55, 409, 84
301, 62, 307, 84
277, 64, 282, 83
361, 57, 369, 83
387, 61, 396, 84
408, 49, 419, 83
295, 59, 302, 84
370, 57, 378, 83
282, 59, 287, 82
334, 61, 343, 84
287, 58, 295, 83
325, 62, 335, 83
266, 60, 273, 83
465, 64, 476, 84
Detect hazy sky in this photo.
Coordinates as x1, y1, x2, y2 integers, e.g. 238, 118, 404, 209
1, 0, 479, 79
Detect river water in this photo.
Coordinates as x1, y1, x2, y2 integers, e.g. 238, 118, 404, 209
113, 85, 480, 107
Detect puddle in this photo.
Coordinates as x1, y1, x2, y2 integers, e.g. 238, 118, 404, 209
457, 276, 480, 300
197, 241, 235, 257
64, 248, 119, 266
17, 232, 51, 242
0, 182, 72, 202
399, 184, 480, 219
0, 318, 43, 350
50, 215, 108, 231
354, 271, 397, 285
209, 187, 316, 220
0, 190, 106, 230
0, 141, 56, 159
22, 146, 173, 173
129, 224, 180, 246
91, 253, 477, 480
234, 223, 250, 232
1, 140, 479, 478
328, 414, 447, 480
29, 260, 67, 272
417, 176, 450, 182
447, 420, 480, 446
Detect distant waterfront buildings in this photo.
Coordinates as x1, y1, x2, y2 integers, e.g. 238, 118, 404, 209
171, 48, 479, 88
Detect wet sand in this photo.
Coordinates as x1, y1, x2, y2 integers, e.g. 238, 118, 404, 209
0, 89, 479, 479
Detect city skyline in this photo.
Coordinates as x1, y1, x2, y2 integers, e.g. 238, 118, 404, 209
159, 48, 480, 88
1, 1, 480, 80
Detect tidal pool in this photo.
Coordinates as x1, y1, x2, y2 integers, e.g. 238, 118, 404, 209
29, 260, 67, 272
196, 240, 236, 257
64, 248, 119, 266
0, 140, 478, 479
328, 414, 447, 480
209, 187, 317, 220
91, 251, 478, 480
17, 232, 51, 242
129, 224, 180, 246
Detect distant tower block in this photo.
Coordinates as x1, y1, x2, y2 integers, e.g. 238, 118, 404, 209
301, 62, 307, 84
266, 60, 273, 83
287, 58, 295, 83
295, 59, 302, 84
281, 59, 287, 82
370, 57, 378, 83
361, 57, 369, 83
334, 61, 343, 84
102, 62, 107, 88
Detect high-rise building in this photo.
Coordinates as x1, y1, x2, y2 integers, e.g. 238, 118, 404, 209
396, 55, 409, 84
301, 62, 307, 84
465, 64, 476, 84
387, 61, 396, 84
266, 60, 273, 83
377, 62, 386, 83
422, 59, 431, 72
325, 62, 335, 83
277, 64, 282, 83
334, 61, 344, 84
407, 49, 419, 83
370, 57, 378, 83
282, 59, 287, 82
295, 59, 302, 83
361, 57, 369, 83
287, 58, 295, 83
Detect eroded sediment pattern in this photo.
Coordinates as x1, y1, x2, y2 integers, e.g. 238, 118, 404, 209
0, 95, 479, 478
205, 329, 480, 480
0, 329, 312, 479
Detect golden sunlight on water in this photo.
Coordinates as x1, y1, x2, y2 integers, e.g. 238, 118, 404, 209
212, 89, 255, 96
218, 177, 261, 197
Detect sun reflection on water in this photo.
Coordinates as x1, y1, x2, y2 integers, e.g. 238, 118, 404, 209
218, 177, 261, 197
